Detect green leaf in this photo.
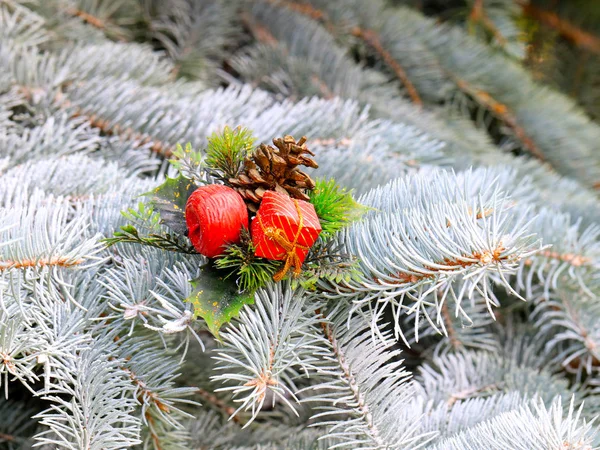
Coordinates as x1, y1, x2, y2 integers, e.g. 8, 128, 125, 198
309, 179, 368, 238
145, 174, 197, 235
205, 126, 255, 180
186, 264, 255, 337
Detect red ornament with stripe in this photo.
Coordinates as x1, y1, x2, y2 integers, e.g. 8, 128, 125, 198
251, 191, 321, 281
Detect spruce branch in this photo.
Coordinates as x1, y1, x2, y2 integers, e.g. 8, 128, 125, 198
468, 0, 508, 48
301, 306, 434, 449
351, 26, 424, 106
519, 1, 600, 55
212, 283, 322, 425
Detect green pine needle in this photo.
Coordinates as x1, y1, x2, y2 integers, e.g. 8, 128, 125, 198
309, 178, 368, 238
214, 231, 281, 293
103, 225, 197, 254
205, 126, 255, 180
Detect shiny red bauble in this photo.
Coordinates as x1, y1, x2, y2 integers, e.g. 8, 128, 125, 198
185, 185, 249, 258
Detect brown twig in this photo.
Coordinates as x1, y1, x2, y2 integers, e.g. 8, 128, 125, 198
447, 382, 499, 407
469, 0, 508, 46
455, 79, 546, 161
523, 250, 591, 268
197, 388, 244, 425
520, 2, 600, 54
440, 299, 462, 350
66, 8, 106, 30
377, 243, 508, 286
241, 11, 278, 45
0, 433, 15, 442
351, 27, 423, 106
0, 257, 84, 271
262, 0, 423, 105
54, 91, 174, 158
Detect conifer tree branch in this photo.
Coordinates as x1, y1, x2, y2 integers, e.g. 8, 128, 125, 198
263, 0, 423, 105
350, 26, 424, 106
469, 0, 508, 47
66, 8, 107, 31
454, 78, 545, 161
57, 93, 175, 158
520, 2, 600, 54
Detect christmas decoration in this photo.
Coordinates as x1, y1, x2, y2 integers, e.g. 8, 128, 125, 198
185, 184, 248, 258
251, 191, 321, 281
228, 135, 318, 212
109, 127, 363, 335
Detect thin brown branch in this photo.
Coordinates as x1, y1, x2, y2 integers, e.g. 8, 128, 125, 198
520, 2, 600, 54
241, 11, 278, 45
242, 11, 334, 99
54, 91, 174, 158
197, 388, 244, 425
66, 8, 106, 30
378, 243, 508, 286
524, 250, 591, 267
316, 310, 385, 447
440, 299, 462, 350
262, 0, 423, 105
0, 433, 15, 442
469, 0, 508, 46
447, 382, 499, 407
0, 257, 84, 271
351, 27, 423, 106
243, 344, 277, 404
455, 79, 546, 161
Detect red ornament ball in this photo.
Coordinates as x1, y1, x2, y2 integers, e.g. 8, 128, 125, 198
185, 185, 249, 258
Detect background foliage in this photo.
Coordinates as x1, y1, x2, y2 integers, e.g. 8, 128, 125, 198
1, 0, 600, 449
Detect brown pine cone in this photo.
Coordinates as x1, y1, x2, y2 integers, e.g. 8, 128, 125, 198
228, 135, 318, 212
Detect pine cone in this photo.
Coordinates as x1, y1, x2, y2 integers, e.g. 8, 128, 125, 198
228, 135, 318, 212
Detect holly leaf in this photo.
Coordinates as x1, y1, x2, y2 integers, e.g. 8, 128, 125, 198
186, 264, 255, 337
145, 175, 197, 235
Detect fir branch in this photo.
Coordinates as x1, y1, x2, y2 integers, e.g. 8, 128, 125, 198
468, 0, 508, 48
57, 92, 175, 157
351, 26, 424, 106
454, 78, 545, 161
520, 2, 600, 55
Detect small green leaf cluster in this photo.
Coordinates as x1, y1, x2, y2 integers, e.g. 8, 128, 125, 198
205, 125, 256, 180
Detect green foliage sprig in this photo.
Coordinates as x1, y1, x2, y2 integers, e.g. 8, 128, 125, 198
104, 225, 197, 254
205, 126, 255, 180
214, 230, 281, 293
309, 178, 368, 237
